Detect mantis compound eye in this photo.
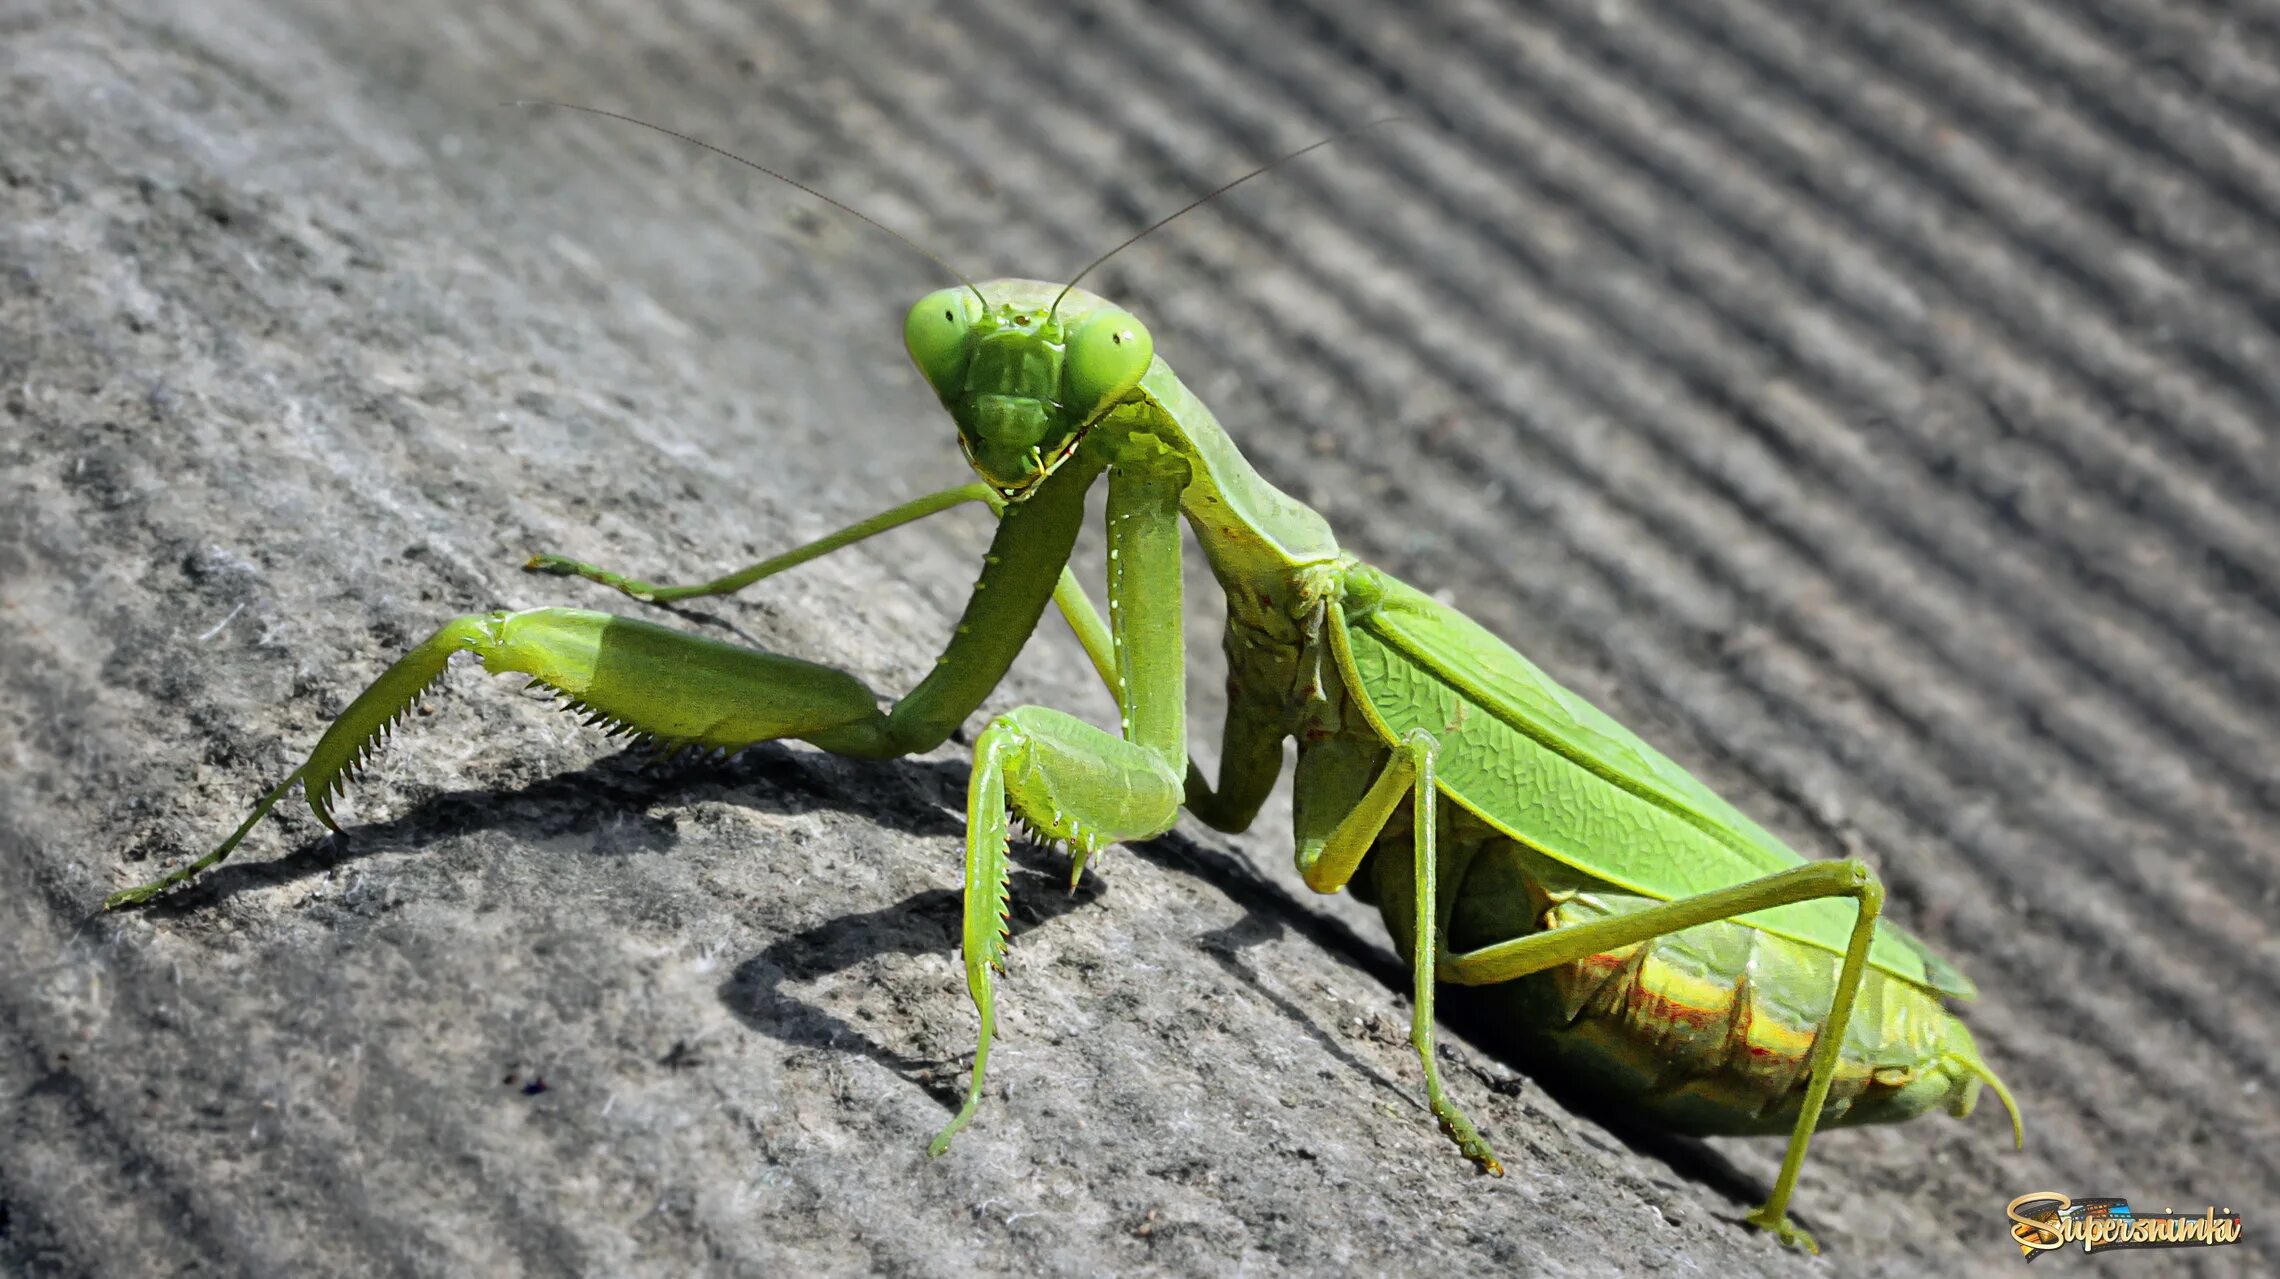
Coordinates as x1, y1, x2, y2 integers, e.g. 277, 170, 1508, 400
1064, 306, 1152, 423
905, 287, 982, 398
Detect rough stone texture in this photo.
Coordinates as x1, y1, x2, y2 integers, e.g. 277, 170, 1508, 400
4, 1, 2275, 1275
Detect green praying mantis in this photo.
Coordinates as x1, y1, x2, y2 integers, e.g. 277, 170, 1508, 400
106, 107, 2022, 1253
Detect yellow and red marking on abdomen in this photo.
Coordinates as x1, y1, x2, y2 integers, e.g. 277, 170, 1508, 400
1369, 826, 1993, 1137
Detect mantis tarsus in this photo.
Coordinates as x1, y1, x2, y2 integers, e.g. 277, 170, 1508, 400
107, 108, 2023, 1253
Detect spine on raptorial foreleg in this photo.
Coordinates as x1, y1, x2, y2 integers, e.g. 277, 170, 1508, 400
107, 608, 891, 908
303, 609, 888, 822
468, 609, 886, 750
101, 613, 482, 910
299, 614, 495, 829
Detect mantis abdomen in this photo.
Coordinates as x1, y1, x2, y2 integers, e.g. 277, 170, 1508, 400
1359, 819, 1994, 1137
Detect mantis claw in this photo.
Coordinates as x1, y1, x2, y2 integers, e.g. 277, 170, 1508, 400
1744, 1205, 1820, 1254
522, 552, 659, 602
1449, 1128, 1504, 1178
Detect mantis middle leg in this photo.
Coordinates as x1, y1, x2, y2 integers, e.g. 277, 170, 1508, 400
527, 480, 1127, 700
1291, 729, 1503, 1175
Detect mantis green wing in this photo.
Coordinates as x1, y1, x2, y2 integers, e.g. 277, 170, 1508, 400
1333, 564, 1976, 997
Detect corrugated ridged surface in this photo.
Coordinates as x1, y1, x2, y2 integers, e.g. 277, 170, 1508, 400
2, 1, 2271, 1272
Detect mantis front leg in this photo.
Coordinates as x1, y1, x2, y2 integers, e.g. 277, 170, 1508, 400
541, 457, 1251, 1153
529, 474, 1286, 839
106, 462, 1101, 907
929, 460, 1193, 1155
110, 452, 1199, 1164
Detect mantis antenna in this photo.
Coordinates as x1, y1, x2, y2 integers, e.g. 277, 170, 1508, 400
511, 99, 991, 310
1047, 116, 1407, 323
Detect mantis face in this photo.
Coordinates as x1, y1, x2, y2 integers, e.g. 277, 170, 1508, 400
904, 287, 1153, 498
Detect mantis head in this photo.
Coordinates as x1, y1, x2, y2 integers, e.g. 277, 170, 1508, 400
507, 100, 1358, 501
905, 287, 1153, 499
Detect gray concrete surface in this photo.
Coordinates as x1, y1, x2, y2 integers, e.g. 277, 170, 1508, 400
4, 0, 2275, 1274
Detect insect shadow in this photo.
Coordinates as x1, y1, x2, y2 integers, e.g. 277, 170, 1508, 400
104, 738, 968, 914
116, 737, 1770, 1213
695, 755, 1772, 1217
716, 846, 1099, 1108
715, 822, 1421, 1115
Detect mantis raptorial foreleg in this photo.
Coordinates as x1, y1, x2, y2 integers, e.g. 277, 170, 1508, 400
529, 459, 1298, 1153
529, 479, 1127, 702
106, 462, 1096, 912
530, 469, 1281, 839
932, 461, 1193, 1151
522, 457, 1318, 1154
101, 607, 886, 909
118, 447, 1210, 1159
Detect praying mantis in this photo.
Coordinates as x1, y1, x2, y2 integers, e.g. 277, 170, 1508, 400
105, 108, 2022, 1253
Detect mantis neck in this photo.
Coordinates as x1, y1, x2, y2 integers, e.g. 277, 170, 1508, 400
1123, 359, 1344, 619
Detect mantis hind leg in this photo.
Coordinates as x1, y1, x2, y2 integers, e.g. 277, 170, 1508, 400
1440, 860, 1886, 1254
106, 607, 887, 909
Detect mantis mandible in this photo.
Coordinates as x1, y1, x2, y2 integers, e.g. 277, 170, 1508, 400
106, 107, 2023, 1252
